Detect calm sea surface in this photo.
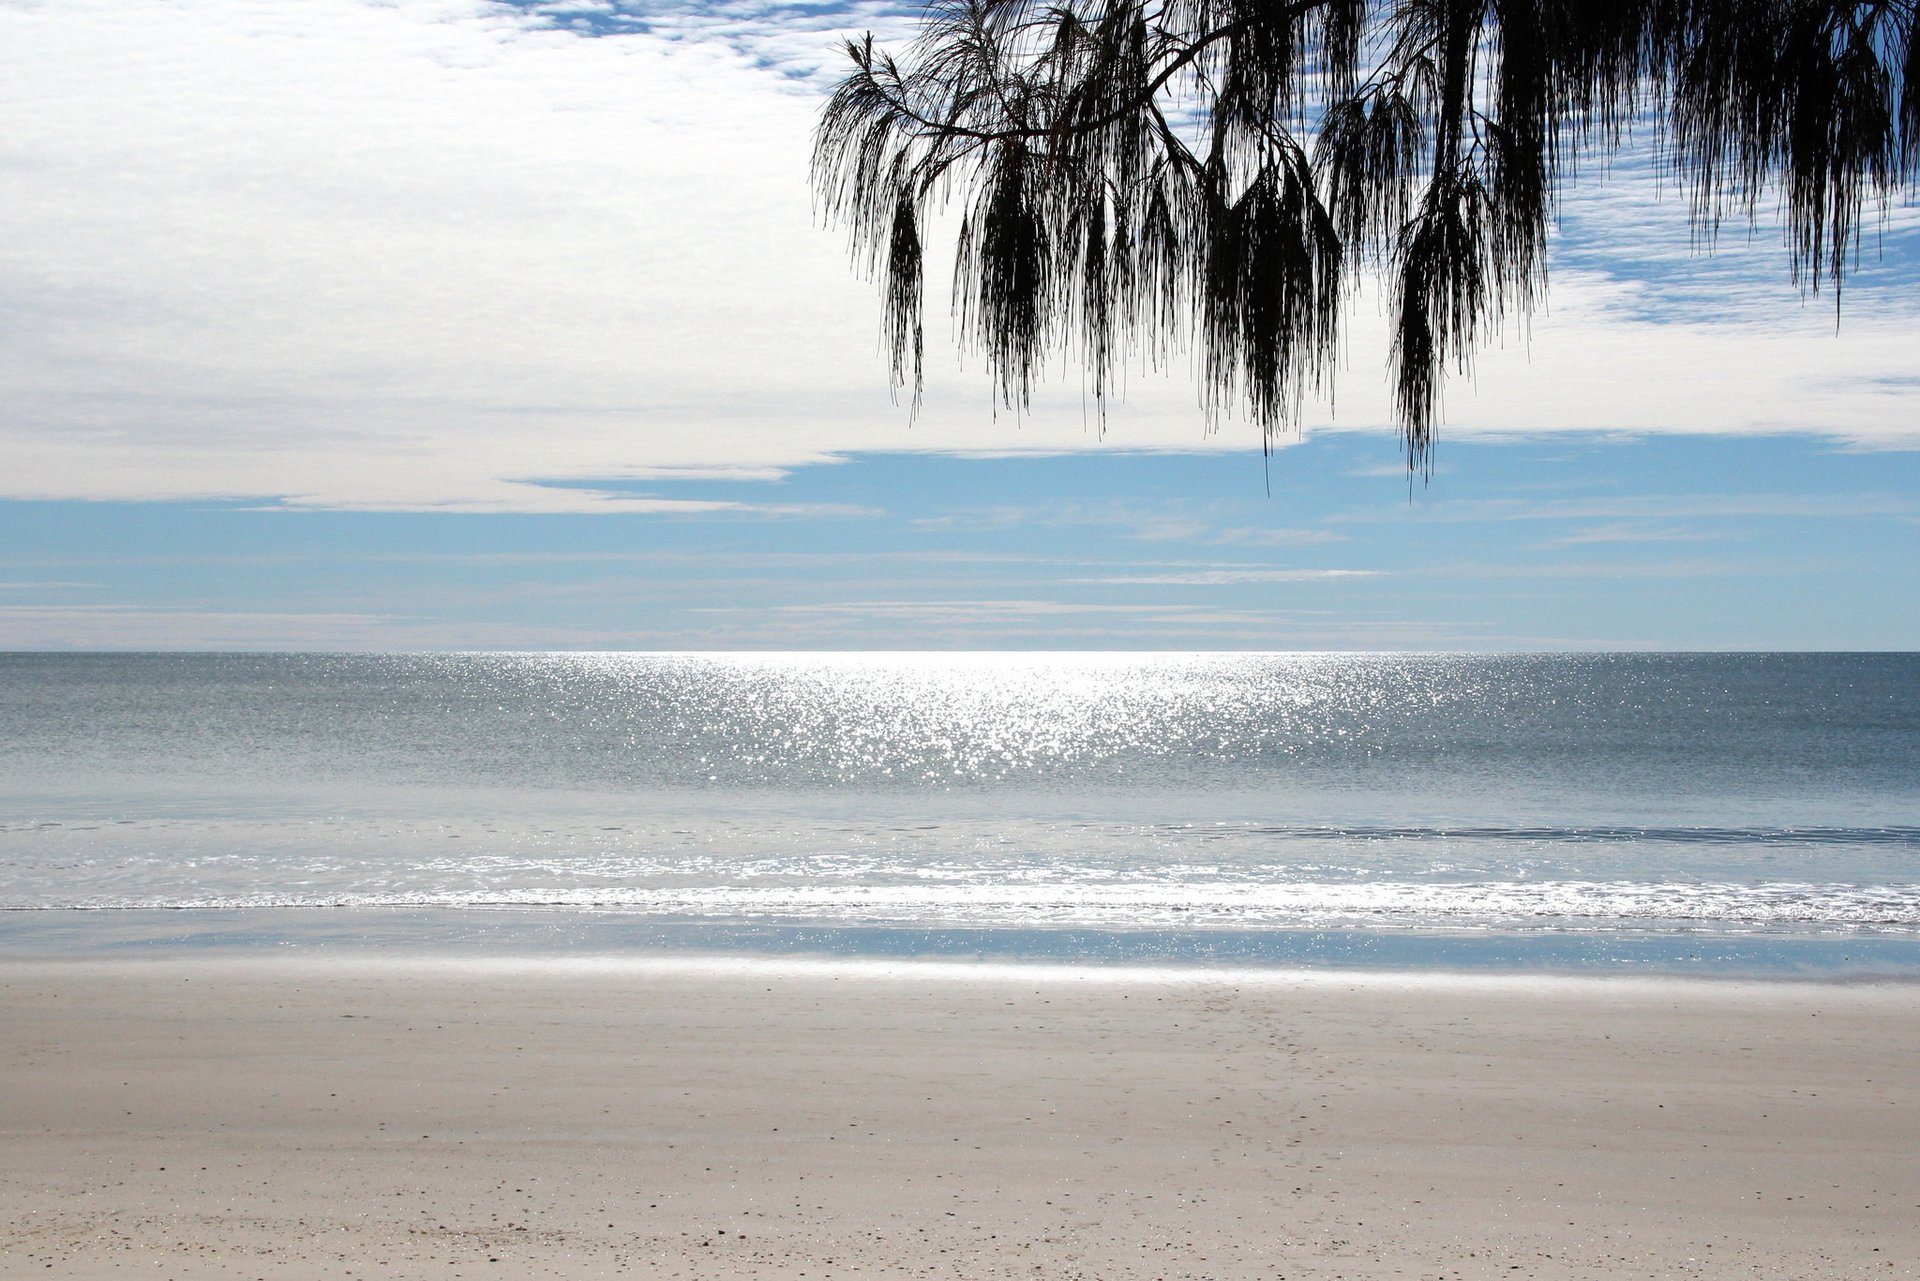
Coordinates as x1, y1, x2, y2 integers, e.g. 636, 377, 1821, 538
3, 652, 1917, 972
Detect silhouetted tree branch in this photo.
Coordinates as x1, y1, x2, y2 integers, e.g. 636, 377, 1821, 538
814, 0, 1917, 469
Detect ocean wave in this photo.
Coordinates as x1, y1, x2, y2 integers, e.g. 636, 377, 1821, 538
13, 879, 1920, 934
1219, 824, 1920, 847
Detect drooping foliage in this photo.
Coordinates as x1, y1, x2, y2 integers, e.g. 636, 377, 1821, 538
813, 0, 1918, 468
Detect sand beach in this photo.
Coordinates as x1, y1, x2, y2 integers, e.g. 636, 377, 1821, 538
3, 956, 1915, 1279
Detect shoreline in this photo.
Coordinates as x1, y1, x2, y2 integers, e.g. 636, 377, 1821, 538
7, 906, 1920, 980
6, 955, 1918, 1278
11, 947, 1920, 989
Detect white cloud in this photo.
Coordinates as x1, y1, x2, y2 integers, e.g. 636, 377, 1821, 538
1, 0, 1917, 514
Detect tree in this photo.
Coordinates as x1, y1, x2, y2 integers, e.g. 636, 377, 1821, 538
812, 0, 1917, 469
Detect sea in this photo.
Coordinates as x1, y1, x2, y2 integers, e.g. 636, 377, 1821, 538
2, 651, 1917, 975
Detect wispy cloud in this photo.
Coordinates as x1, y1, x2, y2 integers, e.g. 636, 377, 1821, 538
0, 602, 718, 650
1211, 527, 1348, 546
678, 598, 1589, 650
1370, 492, 1920, 524
0, 604, 398, 650
1428, 556, 1817, 581
1545, 523, 1722, 547
930, 499, 1351, 548
260, 488, 884, 517
1070, 569, 1384, 586
730, 600, 1208, 619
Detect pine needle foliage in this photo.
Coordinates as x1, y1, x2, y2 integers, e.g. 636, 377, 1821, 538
813, 0, 1918, 469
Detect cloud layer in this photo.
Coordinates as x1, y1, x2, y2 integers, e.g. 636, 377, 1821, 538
2, 0, 1916, 512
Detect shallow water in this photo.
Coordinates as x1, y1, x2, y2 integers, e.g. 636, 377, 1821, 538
3, 652, 1917, 971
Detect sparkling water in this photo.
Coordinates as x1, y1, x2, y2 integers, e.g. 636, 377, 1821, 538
3, 652, 1916, 970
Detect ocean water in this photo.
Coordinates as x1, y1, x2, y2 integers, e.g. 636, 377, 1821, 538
2, 651, 1917, 973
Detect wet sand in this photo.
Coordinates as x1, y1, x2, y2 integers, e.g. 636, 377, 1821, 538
3, 956, 1916, 1279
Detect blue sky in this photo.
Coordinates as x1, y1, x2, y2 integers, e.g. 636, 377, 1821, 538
1, 0, 1916, 650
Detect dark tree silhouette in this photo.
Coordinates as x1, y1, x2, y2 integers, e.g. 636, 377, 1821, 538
813, 0, 1917, 468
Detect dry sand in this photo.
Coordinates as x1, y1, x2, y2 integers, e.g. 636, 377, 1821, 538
3, 956, 1916, 1279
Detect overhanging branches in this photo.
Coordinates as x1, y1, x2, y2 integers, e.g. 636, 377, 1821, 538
813, 0, 1918, 470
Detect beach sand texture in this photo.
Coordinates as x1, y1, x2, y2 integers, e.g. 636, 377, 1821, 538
3, 958, 1915, 1279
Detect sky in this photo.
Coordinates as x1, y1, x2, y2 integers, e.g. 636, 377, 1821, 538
1, 0, 1916, 650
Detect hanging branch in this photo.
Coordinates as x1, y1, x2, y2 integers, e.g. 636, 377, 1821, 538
814, 0, 1919, 471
